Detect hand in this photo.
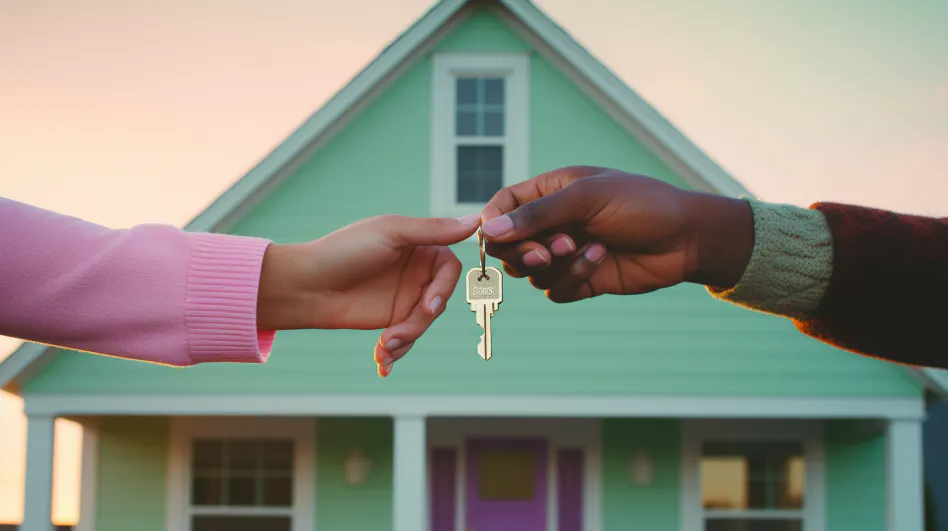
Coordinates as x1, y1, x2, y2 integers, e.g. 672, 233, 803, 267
257, 213, 481, 377
479, 166, 754, 302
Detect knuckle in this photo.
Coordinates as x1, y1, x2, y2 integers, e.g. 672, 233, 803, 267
528, 275, 551, 290
372, 214, 403, 228
502, 261, 524, 278
516, 201, 542, 226
545, 289, 570, 304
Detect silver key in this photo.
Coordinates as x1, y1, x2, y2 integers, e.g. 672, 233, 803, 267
466, 266, 503, 360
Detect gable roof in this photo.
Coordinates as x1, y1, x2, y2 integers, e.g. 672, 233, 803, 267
3, 0, 945, 397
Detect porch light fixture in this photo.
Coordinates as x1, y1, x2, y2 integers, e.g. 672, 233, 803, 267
345, 446, 372, 485
629, 448, 654, 486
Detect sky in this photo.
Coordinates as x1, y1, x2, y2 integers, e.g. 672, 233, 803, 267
0, 0, 945, 524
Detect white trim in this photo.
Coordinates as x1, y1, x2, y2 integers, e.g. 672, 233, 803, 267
394, 415, 428, 531
887, 419, 924, 531
165, 417, 316, 531
681, 420, 826, 531
75, 423, 100, 531
430, 52, 530, 219
427, 418, 602, 531
21, 414, 56, 531
23, 394, 927, 420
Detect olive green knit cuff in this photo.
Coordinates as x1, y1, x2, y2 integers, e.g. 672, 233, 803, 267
708, 197, 834, 319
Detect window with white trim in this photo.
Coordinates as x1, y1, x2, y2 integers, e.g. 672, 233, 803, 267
700, 441, 805, 531
170, 417, 315, 531
431, 53, 529, 218
189, 438, 294, 531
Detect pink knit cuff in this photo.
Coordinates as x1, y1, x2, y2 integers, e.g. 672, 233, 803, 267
184, 233, 276, 364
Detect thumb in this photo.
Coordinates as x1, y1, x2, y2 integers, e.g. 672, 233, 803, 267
385, 213, 481, 247
481, 186, 587, 242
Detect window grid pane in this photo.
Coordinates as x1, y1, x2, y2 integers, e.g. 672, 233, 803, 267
455, 77, 505, 137
456, 146, 503, 203
191, 438, 294, 508
701, 442, 804, 511
477, 450, 535, 500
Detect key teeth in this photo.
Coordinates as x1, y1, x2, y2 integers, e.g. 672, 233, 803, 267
477, 334, 491, 360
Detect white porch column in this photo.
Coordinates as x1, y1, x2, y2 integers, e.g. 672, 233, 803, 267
393, 415, 427, 531
75, 422, 100, 531
21, 414, 55, 531
888, 418, 924, 531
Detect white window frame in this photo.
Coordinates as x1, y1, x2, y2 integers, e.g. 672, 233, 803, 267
430, 52, 530, 219
166, 417, 316, 531
681, 419, 826, 531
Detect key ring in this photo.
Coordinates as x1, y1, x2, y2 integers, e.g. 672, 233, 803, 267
477, 226, 490, 281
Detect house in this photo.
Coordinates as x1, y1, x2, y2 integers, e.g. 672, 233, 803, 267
2, 0, 946, 530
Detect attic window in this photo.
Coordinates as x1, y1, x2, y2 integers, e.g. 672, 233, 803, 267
431, 53, 529, 218
456, 77, 506, 203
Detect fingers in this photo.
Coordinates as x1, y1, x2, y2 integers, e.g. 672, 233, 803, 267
481, 165, 604, 223
480, 188, 582, 243
375, 301, 437, 377
422, 247, 464, 315
375, 247, 461, 377
375, 339, 414, 377
486, 232, 578, 279
545, 243, 608, 303
384, 213, 481, 247
485, 240, 553, 277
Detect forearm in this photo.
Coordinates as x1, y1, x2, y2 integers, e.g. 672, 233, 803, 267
0, 197, 275, 367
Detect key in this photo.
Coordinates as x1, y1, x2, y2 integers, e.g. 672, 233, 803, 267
465, 266, 503, 360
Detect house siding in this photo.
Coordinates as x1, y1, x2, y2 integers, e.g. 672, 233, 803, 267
315, 418, 393, 531
94, 417, 168, 531
825, 420, 887, 531
602, 419, 681, 531
22, 6, 921, 399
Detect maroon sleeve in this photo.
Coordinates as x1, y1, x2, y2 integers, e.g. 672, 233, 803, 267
793, 202, 948, 368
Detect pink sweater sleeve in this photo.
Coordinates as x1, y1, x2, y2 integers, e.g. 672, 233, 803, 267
0, 197, 276, 367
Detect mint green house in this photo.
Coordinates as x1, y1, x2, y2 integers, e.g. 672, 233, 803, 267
3, 1, 946, 530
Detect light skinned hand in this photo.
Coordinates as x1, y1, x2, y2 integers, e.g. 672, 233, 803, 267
256, 213, 481, 377
479, 166, 755, 303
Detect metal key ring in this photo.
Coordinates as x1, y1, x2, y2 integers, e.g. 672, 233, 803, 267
477, 226, 489, 281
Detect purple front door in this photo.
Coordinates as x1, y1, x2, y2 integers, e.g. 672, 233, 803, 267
465, 438, 547, 531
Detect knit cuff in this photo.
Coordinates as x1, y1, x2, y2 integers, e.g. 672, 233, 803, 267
184, 233, 276, 364
708, 198, 834, 319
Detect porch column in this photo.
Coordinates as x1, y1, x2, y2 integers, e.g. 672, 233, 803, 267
393, 415, 427, 531
21, 414, 55, 531
888, 418, 923, 531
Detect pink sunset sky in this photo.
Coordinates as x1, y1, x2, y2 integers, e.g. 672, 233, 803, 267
1, 0, 945, 524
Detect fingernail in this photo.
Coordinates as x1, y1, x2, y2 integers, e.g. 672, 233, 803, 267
385, 338, 403, 351
379, 363, 392, 377
550, 237, 575, 256
456, 213, 481, 226
482, 215, 513, 237
429, 296, 443, 314
522, 250, 548, 266
584, 244, 607, 263
377, 352, 393, 366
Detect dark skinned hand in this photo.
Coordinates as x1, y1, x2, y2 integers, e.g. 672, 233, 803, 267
478, 166, 755, 303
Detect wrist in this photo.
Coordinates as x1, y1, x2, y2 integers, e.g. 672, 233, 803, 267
256, 243, 316, 330
682, 192, 755, 289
